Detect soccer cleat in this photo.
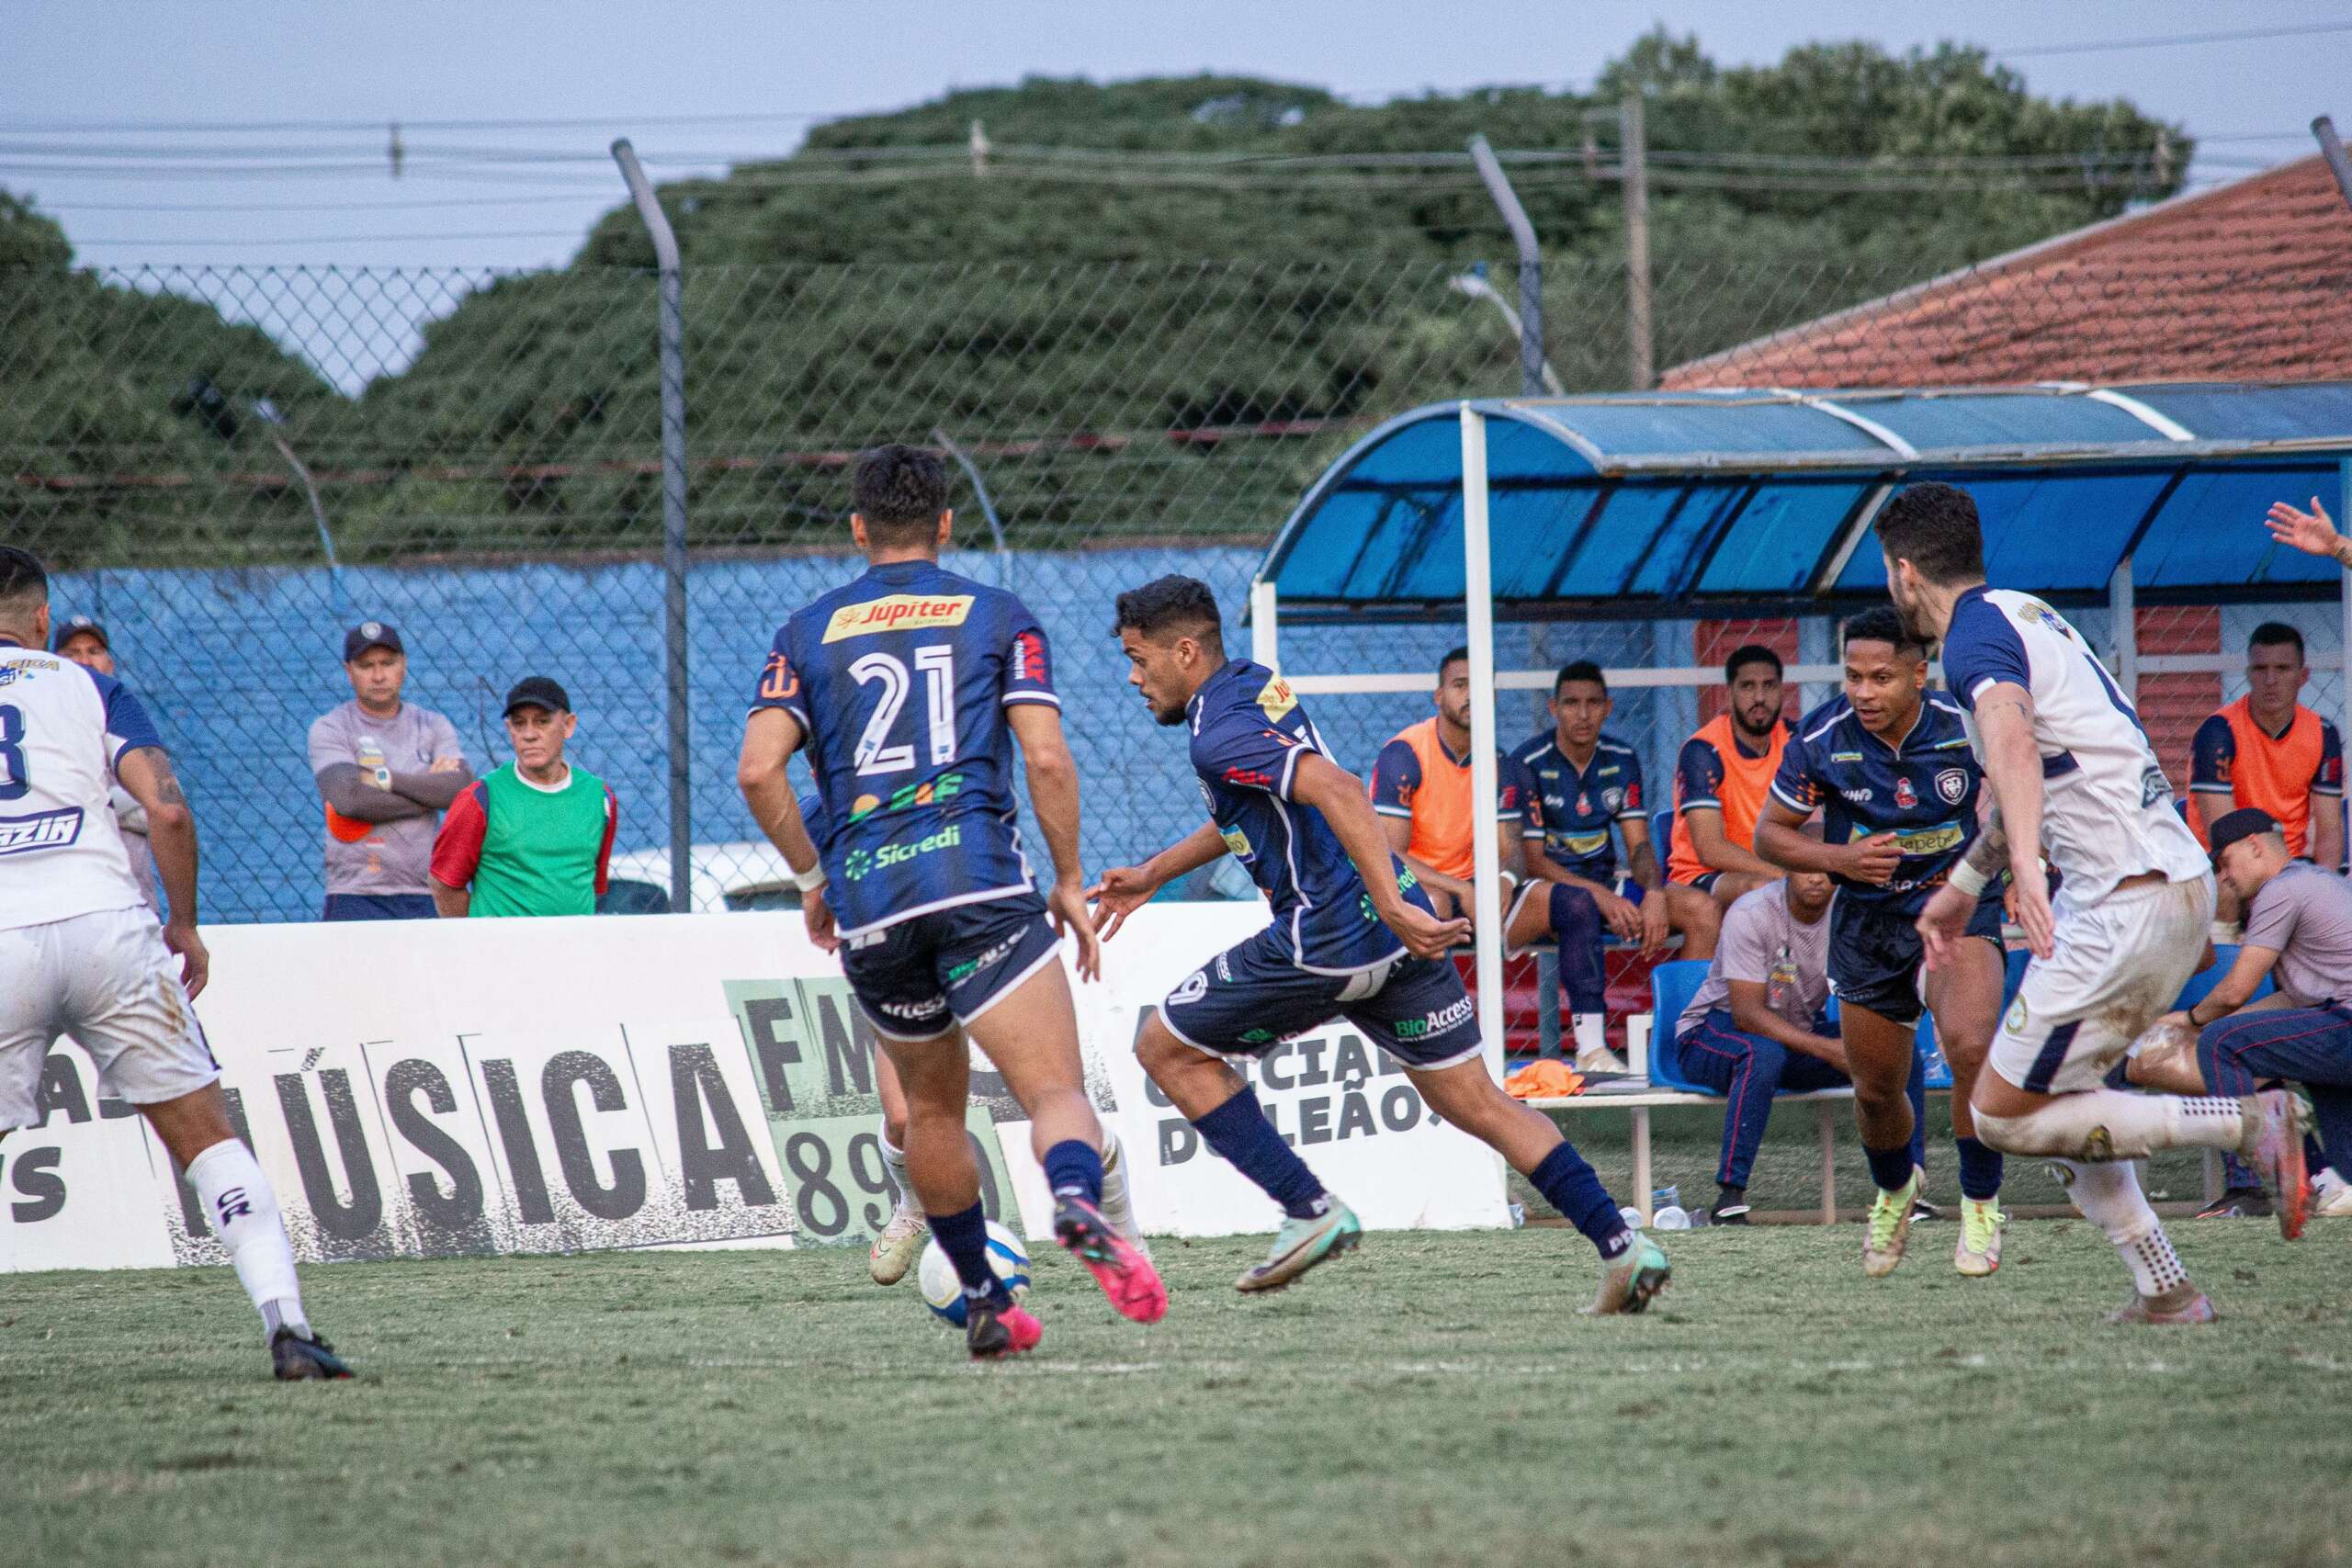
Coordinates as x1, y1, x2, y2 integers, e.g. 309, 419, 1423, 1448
1053, 1193, 1168, 1324
2104, 1286, 2217, 1326
1862, 1170, 1921, 1278
2242, 1089, 2311, 1240
868, 1207, 928, 1286
1236, 1201, 1362, 1293
1581, 1233, 1672, 1315
965, 1298, 1043, 1359
1953, 1197, 2005, 1277
270, 1326, 355, 1381
2312, 1167, 2352, 1218
2193, 1187, 2272, 1220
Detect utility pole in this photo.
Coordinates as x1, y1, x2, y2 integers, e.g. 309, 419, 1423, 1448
969, 119, 990, 177
1621, 94, 1653, 390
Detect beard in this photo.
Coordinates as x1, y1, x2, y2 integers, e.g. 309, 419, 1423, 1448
1152, 700, 1187, 727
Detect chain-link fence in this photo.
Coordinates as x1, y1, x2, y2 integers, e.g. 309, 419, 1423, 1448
6, 245, 2348, 920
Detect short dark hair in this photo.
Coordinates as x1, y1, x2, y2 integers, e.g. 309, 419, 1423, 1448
1438, 645, 1470, 682
2250, 621, 2306, 663
1113, 574, 1225, 653
852, 444, 949, 544
1874, 481, 1985, 587
1724, 643, 1782, 684
1555, 659, 1607, 696
1841, 606, 1923, 660
0, 546, 46, 605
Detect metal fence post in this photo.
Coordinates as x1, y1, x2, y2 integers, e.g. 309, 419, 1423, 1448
1467, 137, 1546, 399
612, 139, 693, 915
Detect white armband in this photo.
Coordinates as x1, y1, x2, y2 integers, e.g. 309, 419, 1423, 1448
1948, 860, 1990, 899
792, 862, 828, 895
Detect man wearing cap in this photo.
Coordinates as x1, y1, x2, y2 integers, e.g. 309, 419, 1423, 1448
306, 621, 472, 920
2128, 806, 2352, 1218
52, 615, 162, 916
429, 677, 616, 919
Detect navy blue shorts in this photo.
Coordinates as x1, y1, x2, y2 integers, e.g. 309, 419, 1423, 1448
1830, 893, 2003, 1025
840, 894, 1061, 1042
322, 893, 438, 921
1676, 872, 1723, 896
1159, 925, 1484, 1069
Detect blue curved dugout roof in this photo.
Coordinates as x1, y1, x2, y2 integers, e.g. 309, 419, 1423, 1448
1256, 382, 2352, 621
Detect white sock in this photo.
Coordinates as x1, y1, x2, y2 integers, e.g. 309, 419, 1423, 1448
1572, 1014, 1608, 1059
878, 1124, 922, 1220
1978, 1090, 2247, 1160
1098, 1131, 1141, 1240
185, 1139, 308, 1343
2056, 1159, 2190, 1298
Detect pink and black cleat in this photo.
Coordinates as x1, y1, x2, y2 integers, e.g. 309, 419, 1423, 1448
1054, 1193, 1169, 1325
967, 1299, 1043, 1359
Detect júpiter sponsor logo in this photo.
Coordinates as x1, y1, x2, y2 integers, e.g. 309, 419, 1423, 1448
822, 593, 975, 642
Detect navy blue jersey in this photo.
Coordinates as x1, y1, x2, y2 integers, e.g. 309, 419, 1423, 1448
752, 558, 1055, 937
1769, 693, 1985, 913
1186, 659, 1437, 973
1513, 730, 1646, 882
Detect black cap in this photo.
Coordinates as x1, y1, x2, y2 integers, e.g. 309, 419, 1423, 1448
503, 675, 571, 718
343, 620, 404, 660
2209, 806, 2281, 862
51, 614, 107, 652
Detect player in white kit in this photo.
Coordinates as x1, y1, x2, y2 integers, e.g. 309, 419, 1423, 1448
1880, 486, 2308, 1325
0, 548, 351, 1379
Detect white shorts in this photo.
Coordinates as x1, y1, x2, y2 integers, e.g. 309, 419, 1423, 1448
0, 907, 219, 1131
1988, 874, 2215, 1096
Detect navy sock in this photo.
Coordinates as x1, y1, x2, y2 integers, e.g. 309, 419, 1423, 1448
1192, 1085, 1329, 1221
929, 1201, 1010, 1308
1042, 1138, 1103, 1205
1863, 1140, 1916, 1195
1955, 1135, 2004, 1201
1548, 886, 1607, 1012
1531, 1141, 1631, 1259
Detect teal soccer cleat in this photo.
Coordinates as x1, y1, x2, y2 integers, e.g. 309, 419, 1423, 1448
1235, 1201, 1362, 1293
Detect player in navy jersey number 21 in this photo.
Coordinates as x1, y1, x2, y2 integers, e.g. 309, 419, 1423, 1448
736, 446, 1164, 1359
1091, 576, 1669, 1314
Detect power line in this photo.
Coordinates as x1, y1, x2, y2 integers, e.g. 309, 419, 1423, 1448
1989, 20, 2352, 58
41, 194, 616, 213
69, 230, 592, 246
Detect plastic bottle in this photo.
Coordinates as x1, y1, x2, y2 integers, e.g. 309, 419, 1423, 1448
1653, 1204, 1692, 1230
1619, 1204, 1646, 1232
1652, 1185, 1679, 1213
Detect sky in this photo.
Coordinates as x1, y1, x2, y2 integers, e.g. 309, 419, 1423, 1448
5, 2, 2348, 386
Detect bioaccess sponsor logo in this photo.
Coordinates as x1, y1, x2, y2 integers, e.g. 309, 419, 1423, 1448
823, 594, 975, 642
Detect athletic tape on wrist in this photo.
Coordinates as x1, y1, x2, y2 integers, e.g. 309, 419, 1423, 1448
1948, 860, 1990, 899
792, 862, 828, 894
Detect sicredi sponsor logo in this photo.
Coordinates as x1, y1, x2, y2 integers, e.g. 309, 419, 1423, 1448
822, 593, 975, 642
843, 823, 962, 880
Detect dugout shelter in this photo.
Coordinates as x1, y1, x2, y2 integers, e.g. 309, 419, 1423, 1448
1246, 381, 2352, 1073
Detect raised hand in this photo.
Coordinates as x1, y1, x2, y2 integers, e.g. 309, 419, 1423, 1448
2267, 497, 2344, 561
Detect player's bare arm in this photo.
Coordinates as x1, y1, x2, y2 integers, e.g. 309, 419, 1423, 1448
1291, 750, 1468, 959
1620, 816, 1671, 953
1726, 977, 1848, 1071
2266, 495, 2352, 567
1754, 796, 1902, 887
1375, 811, 1469, 912
736, 705, 837, 953
1685, 804, 1782, 882
115, 745, 208, 999
1963, 682, 2052, 957
313, 762, 431, 823
1005, 702, 1102, 982
2311, 791, 2345, 874
1089, 819, 1226, 941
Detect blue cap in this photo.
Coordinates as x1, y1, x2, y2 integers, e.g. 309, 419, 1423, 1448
52, 614, 107, 653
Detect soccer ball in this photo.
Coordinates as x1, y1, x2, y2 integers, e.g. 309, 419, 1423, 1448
917, 1221, 1031, 1326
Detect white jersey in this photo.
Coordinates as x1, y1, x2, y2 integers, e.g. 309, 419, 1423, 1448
0, 639, 161, 931
1941, 586, 2206, 906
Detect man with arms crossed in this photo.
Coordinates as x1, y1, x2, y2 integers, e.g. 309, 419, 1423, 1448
737, 446, 1163, 1359
1514, 660, 1679, 1069
2127, 807, 2352, 1219
1755, 607, 2008, 1278
308, 621, 471, 920
1093, 576, 1671, 1314
1664, 646, 1791, 959
1890, 482, 2307, 1326
0, 548, 349, 1379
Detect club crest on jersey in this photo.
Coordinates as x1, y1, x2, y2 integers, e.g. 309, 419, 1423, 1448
821, 593, 975, 642
1255, 675, 1297, 721
1935, 767, 1969, 805
1893, 776, 1918, 809
1601, 787, 1624, 811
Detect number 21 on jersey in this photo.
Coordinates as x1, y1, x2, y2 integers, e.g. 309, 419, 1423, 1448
850, 645, 955, 776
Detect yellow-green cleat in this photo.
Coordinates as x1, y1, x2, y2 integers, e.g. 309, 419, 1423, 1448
1953, 1196, 2006, 1277
1582, 1232, 1671, 1315
1863, 1169, 1920, 1278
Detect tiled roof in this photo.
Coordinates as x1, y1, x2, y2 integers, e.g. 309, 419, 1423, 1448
1667, 153, 2352, 389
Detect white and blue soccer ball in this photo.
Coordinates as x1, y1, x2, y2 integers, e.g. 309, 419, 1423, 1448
917, 1221, 1031, 1326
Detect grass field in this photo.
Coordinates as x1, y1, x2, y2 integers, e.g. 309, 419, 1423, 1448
6, 1210, 2348, 1568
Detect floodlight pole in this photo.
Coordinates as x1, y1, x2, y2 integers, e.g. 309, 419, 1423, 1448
2314, 117, 2352, 215
1467, 137, 1547, 398
613, 138, 692, 916
1459, 405, 1509, 1115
